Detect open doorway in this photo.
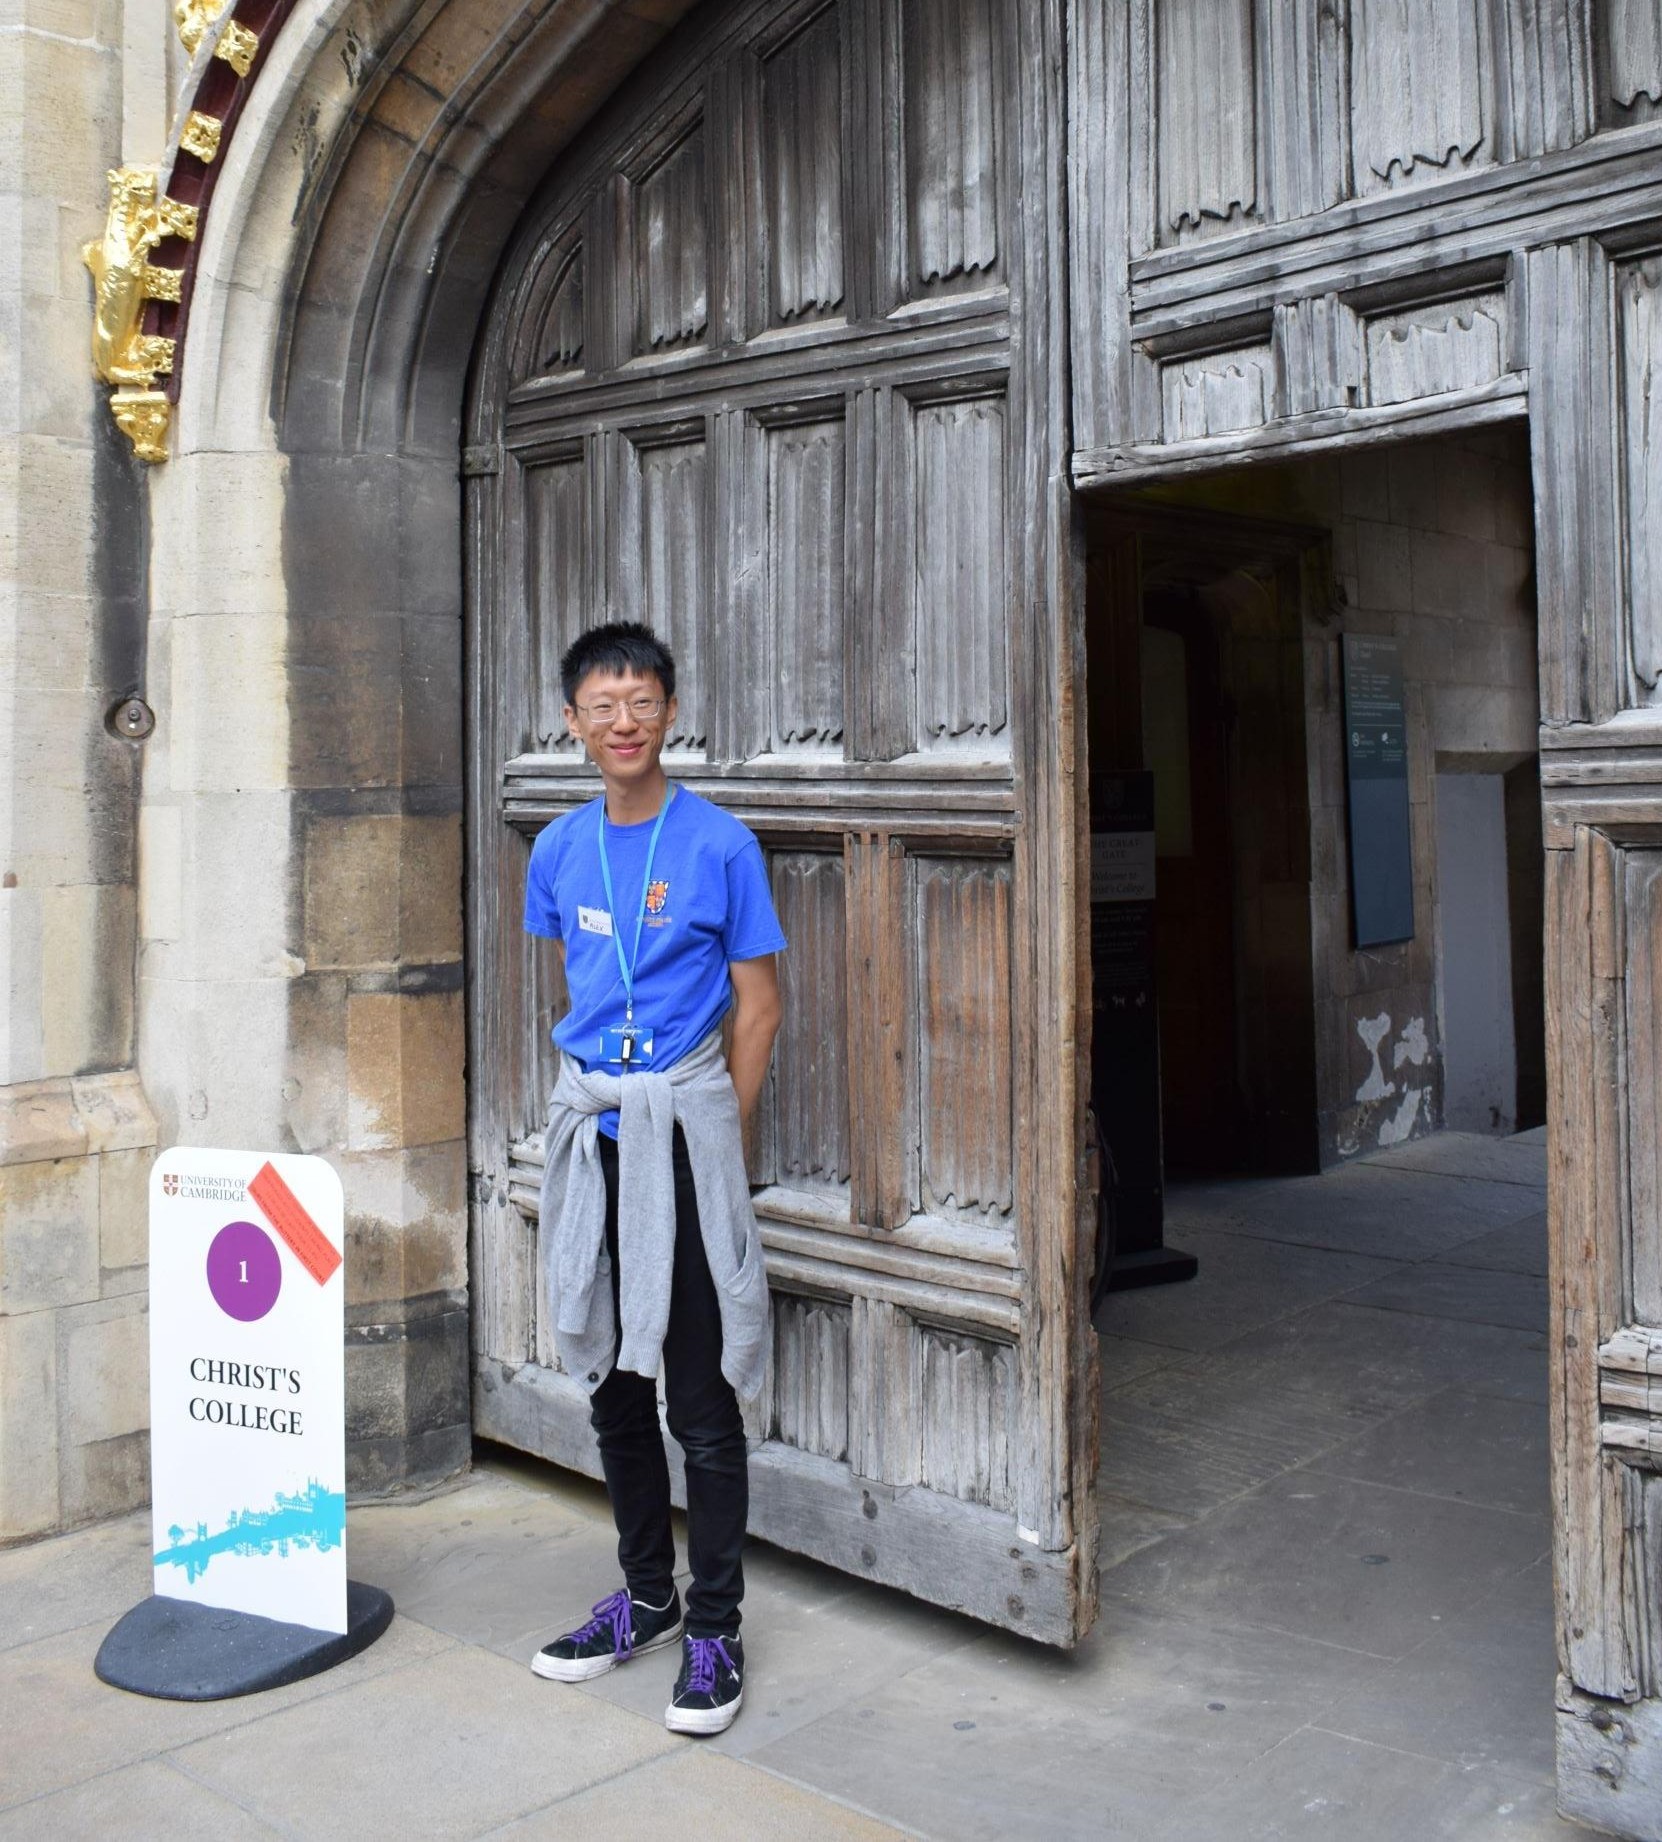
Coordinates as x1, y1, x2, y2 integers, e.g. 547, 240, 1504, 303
1085, 502, 1324, 1247
1086, 430, 1546, 1185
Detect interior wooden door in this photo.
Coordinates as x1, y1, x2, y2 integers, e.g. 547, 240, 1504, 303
1143, 594, 1239, 1172
463, 0, 1096, 1643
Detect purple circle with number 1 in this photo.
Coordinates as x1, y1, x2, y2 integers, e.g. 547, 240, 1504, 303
206, 1220, 282, 1322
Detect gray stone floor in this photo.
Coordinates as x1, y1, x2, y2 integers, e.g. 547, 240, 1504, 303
0, 1129, 1598, 1839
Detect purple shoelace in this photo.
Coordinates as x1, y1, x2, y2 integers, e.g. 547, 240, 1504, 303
571, 1589, 635, 1659
682, 1635, 735, 1694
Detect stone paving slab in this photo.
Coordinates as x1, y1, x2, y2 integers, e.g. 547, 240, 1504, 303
1309, 1386, 1548, 1518
1361, 1130, 1550, 1188
0, 1606, 454, 1810
1316, 1557, 1558, 1784
0, 1757, 286, 1841
1169, 1162, 1544, 1263
348, 1467, 623, 1660
1150, 1726, 1584, 1841
1177, 1298, 1550, 1412
1101, 1470, 1548, 1663
1099, 1352, 1397, 1517
488, 1743, 910, 1839
1342, 1261, 1550, 1334
0, 1508, 151, 1654
1444, 1214, 1551, 1277
746, 1601, 1400, 1842
171, 1643, 681, 1840
1098, 1225, 1406, 1352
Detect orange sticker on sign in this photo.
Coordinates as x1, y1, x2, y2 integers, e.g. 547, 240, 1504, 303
248, 1161, 342, 1286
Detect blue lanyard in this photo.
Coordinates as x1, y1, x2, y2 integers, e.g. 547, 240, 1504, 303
596, 786, 674, 1022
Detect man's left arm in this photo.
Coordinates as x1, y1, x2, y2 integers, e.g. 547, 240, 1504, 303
727, 955, 783, 1127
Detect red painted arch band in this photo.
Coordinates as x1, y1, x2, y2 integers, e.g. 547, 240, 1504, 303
249, 1161, 341, 1286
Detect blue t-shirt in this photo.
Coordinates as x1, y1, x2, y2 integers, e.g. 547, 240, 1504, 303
524, 786, 787, 1136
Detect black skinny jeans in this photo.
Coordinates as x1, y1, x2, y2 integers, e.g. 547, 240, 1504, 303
590, 1127, 749, 1637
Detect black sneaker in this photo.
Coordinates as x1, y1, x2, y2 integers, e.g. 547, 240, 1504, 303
664, 1632, 744, 1734
531, 1587, 682, 1682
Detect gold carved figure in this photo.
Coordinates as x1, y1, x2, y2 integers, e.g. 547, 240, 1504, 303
82, 167, 195, 387
82, 167, 198, 460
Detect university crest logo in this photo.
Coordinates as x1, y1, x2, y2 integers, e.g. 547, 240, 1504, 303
162, 1172, 180, 1196
646, 880, 670, 915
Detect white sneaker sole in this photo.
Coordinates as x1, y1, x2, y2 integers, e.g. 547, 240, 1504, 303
531, 1620, 683, 1683
664, 1688, 742, 1735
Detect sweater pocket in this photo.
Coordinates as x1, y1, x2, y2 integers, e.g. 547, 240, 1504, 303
714, 1216, 768, 1312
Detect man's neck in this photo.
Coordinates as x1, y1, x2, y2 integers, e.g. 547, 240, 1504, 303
603, 768, 670, 826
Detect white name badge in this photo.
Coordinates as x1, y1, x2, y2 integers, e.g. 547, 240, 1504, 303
578, 905, 613, 937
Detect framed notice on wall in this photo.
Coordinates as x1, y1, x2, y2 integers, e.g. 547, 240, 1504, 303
1341, 633, 1415, 949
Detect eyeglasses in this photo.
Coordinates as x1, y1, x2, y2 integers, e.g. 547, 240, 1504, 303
572, 696, 667, 725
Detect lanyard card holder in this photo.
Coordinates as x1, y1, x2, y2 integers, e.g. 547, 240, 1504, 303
599, 1023, 654, 1066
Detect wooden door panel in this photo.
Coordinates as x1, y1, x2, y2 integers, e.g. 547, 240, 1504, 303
768, 849, 852, 1191
467, 0, 1092, 1645
916, 855, 1014, 1221
912, 392, 1010, 751
522, 452, 589, 751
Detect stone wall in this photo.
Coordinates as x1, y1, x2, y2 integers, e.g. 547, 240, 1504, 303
0, 0, 164, 1540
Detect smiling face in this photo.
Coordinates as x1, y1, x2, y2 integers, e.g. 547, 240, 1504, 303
564, 666, 677, 794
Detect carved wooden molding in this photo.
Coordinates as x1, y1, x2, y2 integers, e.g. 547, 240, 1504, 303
1599, 1326, 1662, 1463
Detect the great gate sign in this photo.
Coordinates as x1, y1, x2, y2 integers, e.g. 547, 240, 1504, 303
148, 1149, 347, 1635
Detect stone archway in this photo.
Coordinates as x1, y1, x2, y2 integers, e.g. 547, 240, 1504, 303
140, 0, 702, 1492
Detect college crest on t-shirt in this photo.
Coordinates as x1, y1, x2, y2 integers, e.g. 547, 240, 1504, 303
646, 879, 670, 915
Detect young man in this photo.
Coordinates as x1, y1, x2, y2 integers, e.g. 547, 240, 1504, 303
522, 622, 785, 1736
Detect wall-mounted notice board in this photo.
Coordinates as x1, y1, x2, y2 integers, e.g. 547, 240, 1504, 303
1342, 633, 1415, 949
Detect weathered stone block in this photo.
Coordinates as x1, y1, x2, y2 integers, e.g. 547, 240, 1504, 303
1409, 528, 1487, 620
0, 887, 45, 1085
304, 815, 402, 969
147, 451, 290, 621
13, 434, 97, 598
1355, 519, 1413, 613
59, 1292, 147, 1448
0, 1155, 98, 1312
1386, 443, 1444, 532
1340, 450, 1392, 523
165, 615, 290, 795
288, 614, 403, 791
0, 1307, 59, 1537
137, 802, 183, 945
346, 989, 465, 1151
400, 615, 464, 792
40, 881, 134, 1078
338, 1140, 467, 1307
400, 816, 463, 963
344, 1289, 470, 1496
284, 972, 350, 1154
98, 1145, 150, 1282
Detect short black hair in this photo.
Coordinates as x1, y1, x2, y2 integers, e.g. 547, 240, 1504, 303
560, 622, 677, 707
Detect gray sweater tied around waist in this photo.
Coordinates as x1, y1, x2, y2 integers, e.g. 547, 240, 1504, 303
539, 1027, 770, 1401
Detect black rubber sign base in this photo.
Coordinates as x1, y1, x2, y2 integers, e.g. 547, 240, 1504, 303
94, 1581, 394, 1701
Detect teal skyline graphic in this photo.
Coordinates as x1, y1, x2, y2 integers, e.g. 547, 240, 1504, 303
154, 1479, 344, 1582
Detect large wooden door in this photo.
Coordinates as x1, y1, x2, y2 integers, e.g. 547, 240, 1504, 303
464, 0, 1095, 1644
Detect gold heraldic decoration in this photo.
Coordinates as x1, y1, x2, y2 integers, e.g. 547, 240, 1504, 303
82, 167, 198, 462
